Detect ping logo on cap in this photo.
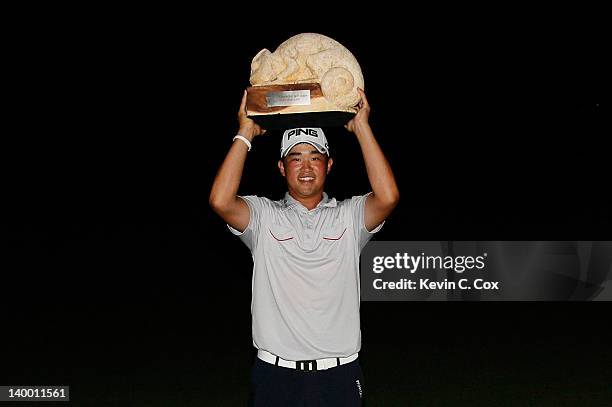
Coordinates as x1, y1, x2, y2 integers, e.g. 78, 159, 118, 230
280, 127, 328, 158
287, 128, 319, 139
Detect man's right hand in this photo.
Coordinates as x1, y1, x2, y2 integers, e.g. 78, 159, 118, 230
209, 90, 265, 233
238, 90, 266, 140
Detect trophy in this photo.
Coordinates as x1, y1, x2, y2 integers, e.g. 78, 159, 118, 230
246, 33, 364, 129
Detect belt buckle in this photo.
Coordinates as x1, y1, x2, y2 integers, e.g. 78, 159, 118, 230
295, 359, 317, 372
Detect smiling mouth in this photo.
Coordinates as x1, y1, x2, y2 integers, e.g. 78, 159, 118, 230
298, 176, 315, 182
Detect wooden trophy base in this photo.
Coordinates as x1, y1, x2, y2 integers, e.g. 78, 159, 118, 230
246, 83, 356, 130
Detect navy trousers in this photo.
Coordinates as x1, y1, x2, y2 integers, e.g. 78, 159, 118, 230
248, 356, 365, 406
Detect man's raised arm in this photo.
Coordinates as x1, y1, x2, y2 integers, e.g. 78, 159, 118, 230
209, 91, 266, 232
345, 88, 400, 231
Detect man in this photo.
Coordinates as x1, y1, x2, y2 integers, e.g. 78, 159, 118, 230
209, 88, 399, 406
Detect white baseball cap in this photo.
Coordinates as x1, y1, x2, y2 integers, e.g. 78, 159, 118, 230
280, 128, 329, 158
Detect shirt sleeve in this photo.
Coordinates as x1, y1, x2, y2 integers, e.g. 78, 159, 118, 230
226, 195, 264, 252
350, 191, 385, 252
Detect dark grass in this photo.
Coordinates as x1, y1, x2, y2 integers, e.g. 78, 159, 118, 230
3, 301, 611, 406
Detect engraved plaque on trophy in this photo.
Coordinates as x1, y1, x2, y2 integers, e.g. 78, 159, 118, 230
246, 33, 363, 129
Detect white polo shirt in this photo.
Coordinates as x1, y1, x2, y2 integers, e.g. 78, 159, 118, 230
228, 191, 383, 361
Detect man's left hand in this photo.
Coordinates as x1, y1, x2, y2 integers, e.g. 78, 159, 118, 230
344, 88, 370, 134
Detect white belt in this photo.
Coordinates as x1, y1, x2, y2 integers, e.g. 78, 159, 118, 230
257, 349, 358, 371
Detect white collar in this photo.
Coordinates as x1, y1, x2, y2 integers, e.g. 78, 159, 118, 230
283, 192, 337, 211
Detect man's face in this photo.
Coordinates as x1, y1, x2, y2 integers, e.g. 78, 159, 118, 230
278, 143, 333, 199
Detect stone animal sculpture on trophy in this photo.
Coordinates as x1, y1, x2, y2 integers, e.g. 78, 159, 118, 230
246, 33, 365, 128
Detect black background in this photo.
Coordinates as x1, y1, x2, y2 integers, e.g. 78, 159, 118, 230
2, 9, 610, 405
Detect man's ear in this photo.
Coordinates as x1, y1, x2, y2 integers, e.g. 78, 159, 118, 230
326, 157, 333, 175
278, 160, 286, 177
